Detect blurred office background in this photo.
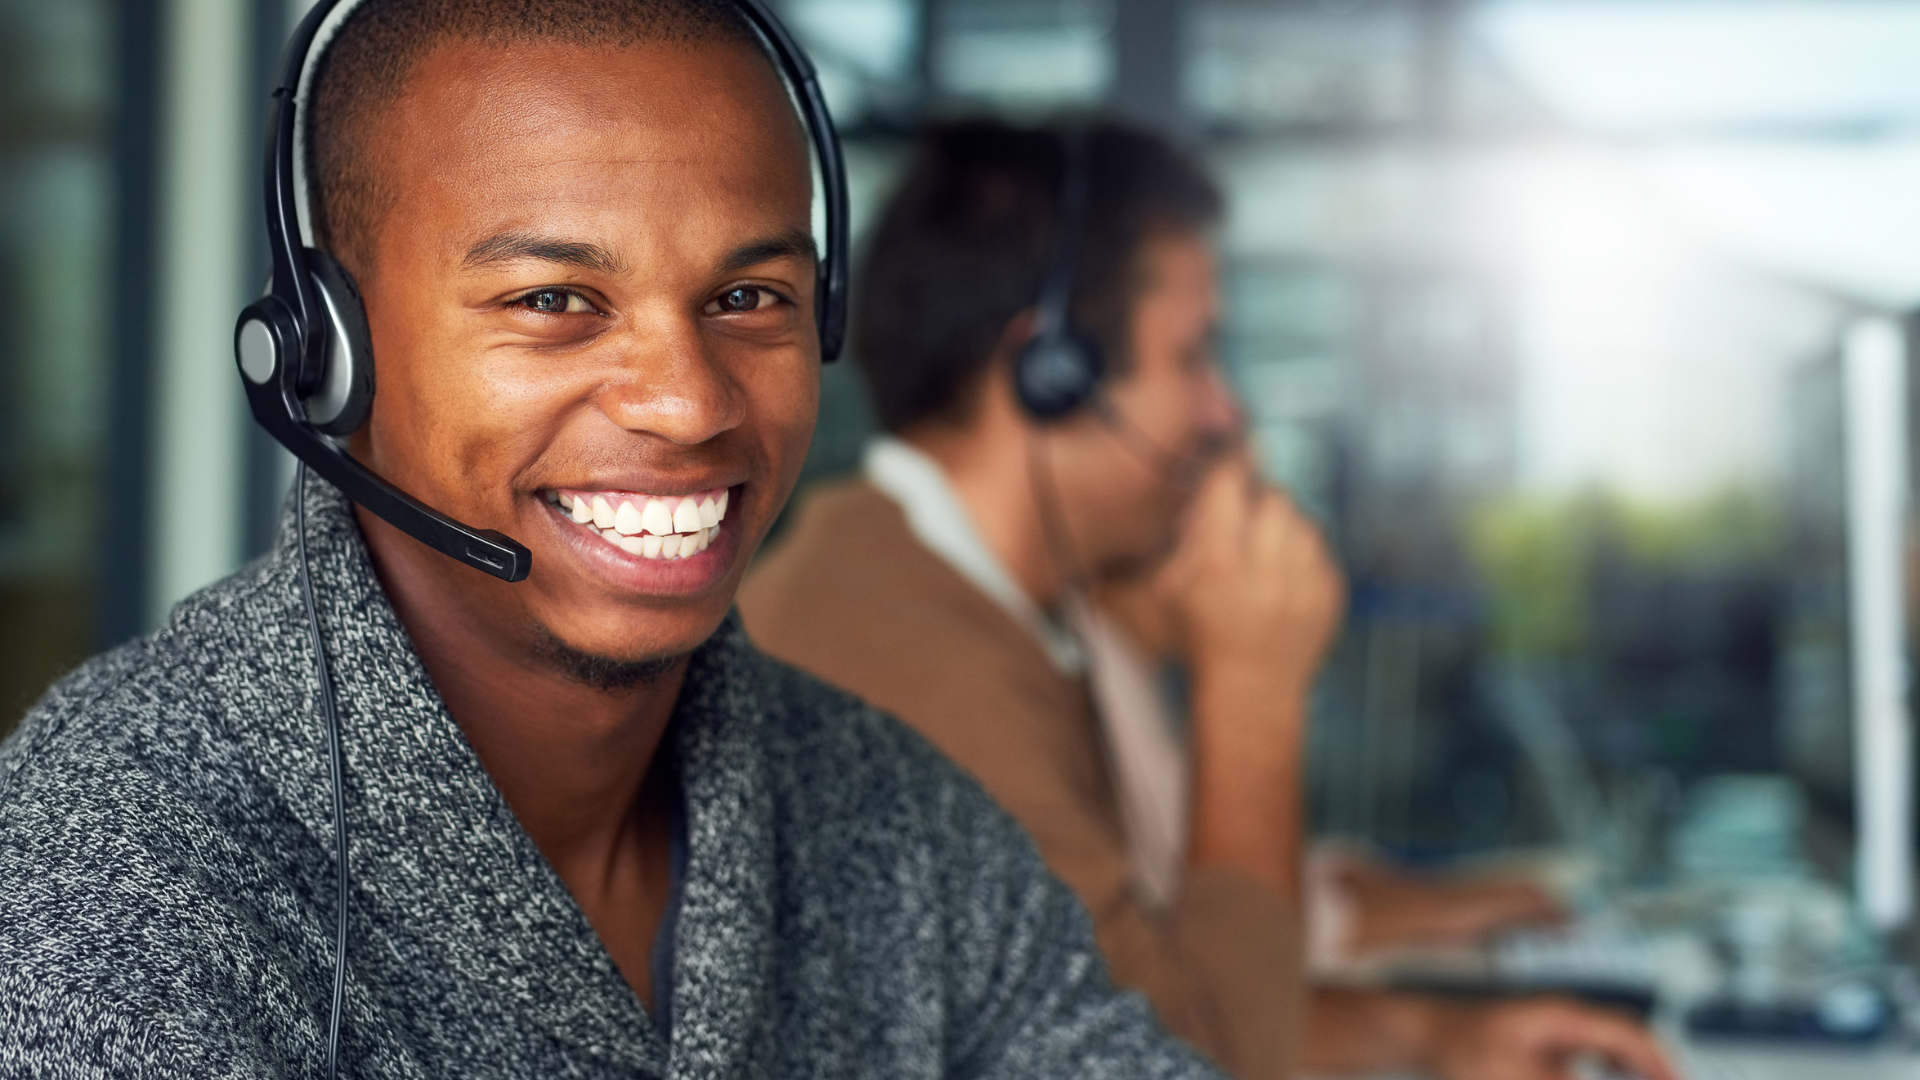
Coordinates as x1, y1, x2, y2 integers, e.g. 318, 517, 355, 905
3, 0, 1917, 958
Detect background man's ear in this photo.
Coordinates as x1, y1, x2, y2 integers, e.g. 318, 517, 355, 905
991, 308, 1041, 364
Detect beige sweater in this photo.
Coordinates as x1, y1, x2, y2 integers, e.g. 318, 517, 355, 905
741, 479, 1302, 1080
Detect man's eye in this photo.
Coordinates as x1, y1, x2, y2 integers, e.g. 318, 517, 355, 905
517, 289, 596, 314
706, 287, 780, 315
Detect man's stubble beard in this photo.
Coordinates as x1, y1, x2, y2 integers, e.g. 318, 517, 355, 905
528, 622, 687, 692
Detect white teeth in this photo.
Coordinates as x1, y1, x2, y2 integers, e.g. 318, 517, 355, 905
641, 499, 675, 536
565, 489, 727, 560
613, 499, 644, 536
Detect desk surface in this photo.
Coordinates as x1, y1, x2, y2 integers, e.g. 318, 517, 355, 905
1334, 1037, 1920, 1080
1339, 889, 1920, 1080
1671, 1033, 1920, 1080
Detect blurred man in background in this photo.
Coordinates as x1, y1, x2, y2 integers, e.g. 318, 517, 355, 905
742, 118, 1677, 1080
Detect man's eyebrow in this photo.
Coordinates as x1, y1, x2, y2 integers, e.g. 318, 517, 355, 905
718, 229, 818, 275
461, 231, 627, 275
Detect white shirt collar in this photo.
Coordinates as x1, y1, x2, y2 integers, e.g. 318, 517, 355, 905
862, 436, 1086, 675
866, 436, 1200, 910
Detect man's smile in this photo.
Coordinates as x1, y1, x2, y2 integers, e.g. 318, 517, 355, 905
547, 486, 730, 561
549, 478, 741, 572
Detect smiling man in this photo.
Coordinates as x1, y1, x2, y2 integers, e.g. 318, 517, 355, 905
0, 2, 1223, 1076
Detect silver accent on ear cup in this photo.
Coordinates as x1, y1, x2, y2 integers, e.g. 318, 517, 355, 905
304, 250, 375, 435
237, 318, 277, 384
303, 288, 354, 429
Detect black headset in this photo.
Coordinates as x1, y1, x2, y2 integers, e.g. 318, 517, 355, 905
234, 0, 849, 586
1013, 128, 1104, 421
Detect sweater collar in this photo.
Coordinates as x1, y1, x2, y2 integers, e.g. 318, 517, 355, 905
234, 473, 778, 1073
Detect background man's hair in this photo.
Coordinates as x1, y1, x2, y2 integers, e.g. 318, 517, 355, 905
307, 0, 755, 275
854, 118, 1223, 435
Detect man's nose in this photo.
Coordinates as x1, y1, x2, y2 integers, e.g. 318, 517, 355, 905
594, 314, 747, 445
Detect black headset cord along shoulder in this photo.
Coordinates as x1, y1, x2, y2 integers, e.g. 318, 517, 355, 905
295, 464, 350, 1080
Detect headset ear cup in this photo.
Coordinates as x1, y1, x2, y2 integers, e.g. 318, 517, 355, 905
236, 297, 296, 390
303, 248, 376, 435
1014, 327, 1104, 421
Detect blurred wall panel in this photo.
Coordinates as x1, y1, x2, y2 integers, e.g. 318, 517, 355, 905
0, 0, 117, 734
151, 0, 251, 622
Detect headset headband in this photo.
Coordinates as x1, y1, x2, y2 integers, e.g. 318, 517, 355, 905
1012, 127, 1104, 421
267, 0, 846, 358
237, 0, 848, 583
1033, 129, 1089, 342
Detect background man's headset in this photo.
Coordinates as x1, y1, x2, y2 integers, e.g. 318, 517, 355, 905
1013, 130, 1103, 421
231, 1, 847, 1074
1013, 128, 1191, 481
1013, 128, 1119, 599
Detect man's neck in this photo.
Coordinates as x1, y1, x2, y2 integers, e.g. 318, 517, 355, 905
420, 625, 684, 869
357, 507, 685, 1007
904, 424, 1065, 611
357, 509, 683, 871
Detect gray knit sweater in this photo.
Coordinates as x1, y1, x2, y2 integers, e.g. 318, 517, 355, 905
0, 478, 1222, 1079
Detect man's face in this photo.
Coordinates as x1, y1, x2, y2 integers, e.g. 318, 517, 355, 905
1050, 230, 1237, 576
348, 38, 818, 666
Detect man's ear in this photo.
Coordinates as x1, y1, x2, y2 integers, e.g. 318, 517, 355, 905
991, 308, 1041, 366
978, 308, 1042, 431
928, 309, 1050, 440
984, 307, 1042, 418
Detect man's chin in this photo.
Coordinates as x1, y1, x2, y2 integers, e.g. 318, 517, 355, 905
528, 623, 690, 692
1094, 525, 1183, 584
525, 575, 737, 665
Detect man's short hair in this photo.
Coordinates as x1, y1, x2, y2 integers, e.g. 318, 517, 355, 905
308, 0, 756, 275
854, 118, 1223, 434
